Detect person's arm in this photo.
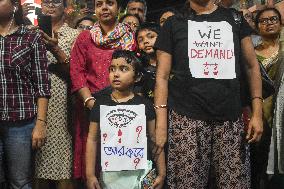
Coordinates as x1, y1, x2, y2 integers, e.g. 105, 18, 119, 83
41, 31, 70, 74
147, 119, 166, 189
241, 36, 263, 143
78, 87, 96, 110
86, 121, 101, 189
32, 97, 48, 149
30, 31, 51, 149
69, 32, 95, 109
154, 50, 172, 154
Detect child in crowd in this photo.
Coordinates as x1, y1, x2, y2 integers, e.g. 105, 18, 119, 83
85, 50, 166, 189
119, 13, 141, 32
136, 22, 160, 101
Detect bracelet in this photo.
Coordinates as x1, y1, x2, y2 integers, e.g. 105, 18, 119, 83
37, 118, 47, 124
84, 97, 95, 107
251, 96, 264, 102
154, 105, 168, 109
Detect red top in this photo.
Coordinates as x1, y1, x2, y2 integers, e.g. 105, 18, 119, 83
70, 30, 114, 94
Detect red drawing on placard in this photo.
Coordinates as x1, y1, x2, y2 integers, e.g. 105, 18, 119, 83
203, 62, 209, 75
118, 129, 122, 143
102, 133, 107, 144
134, 158, 140, 169
136, 126, 142, 143
213, 63, 219, 75
104, 161, 109, 170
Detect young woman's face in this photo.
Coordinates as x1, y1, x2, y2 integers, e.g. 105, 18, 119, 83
257, 10, 281, 37
95, 0, 118, 24
122, 15, 140, 32
137, 29, 158, 55
41, 0, 65, 21
109, 58, 136, 91
0, 0, 15, 21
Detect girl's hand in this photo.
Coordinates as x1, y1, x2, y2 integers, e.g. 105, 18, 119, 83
152, 175, 165, 189
87, 176, 101, 189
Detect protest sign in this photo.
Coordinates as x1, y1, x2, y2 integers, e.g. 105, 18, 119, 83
188, 20, 236, 79
100, 104, 147, 172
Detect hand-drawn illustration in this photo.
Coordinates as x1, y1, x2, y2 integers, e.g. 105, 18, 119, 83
100, 105, 147, 171
188, 20, 236, 79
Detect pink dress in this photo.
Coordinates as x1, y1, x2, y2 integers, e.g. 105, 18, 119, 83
70, 30, 136, 179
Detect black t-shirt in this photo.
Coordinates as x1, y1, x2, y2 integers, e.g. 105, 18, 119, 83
90, 94, 155, 123
154, 7, 253, 121
142, 65, 156, 102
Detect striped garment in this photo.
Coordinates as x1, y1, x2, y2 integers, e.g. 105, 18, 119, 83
0, 25, 50, 121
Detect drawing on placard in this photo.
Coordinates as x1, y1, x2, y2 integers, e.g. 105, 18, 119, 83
106, 108, 138, 128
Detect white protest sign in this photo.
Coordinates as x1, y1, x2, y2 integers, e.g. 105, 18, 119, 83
188, 20, 236, 79
21, 0, 41, 25
100, 104, 147, 172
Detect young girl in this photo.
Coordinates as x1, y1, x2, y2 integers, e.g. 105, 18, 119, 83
86, 50, 166, 189
136, 22, 160, 101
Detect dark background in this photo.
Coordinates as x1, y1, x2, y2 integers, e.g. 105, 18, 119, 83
121, 0, 186, 22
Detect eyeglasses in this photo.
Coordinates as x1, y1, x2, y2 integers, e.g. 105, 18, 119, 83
77, 25, 93, 30
244, 13, 253, 21
42, 0, 63, 7
259, 16, 279, 25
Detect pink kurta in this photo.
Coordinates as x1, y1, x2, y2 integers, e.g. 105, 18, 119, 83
70, 30, 135, 179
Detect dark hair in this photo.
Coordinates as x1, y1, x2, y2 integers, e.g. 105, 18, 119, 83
119, 13, 142, 25
11, 0, 24, 25
127, 0, 147, 15
111, 50, 148, 77
75, 16, 96, 28
158, 8, 178, 22
136, 22, 160, 38
255, 7, 282, 30
94, 0, 121, 7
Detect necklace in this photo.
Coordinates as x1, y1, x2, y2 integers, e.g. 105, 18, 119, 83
111, 93, 120, 103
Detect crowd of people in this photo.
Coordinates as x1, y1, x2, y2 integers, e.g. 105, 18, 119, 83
0, 0, 284, 188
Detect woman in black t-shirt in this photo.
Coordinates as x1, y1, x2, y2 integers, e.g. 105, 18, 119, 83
154, 0, 263, 188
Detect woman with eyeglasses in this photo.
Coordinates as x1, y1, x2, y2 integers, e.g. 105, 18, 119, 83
70, 0, 136, 183
33, 0, 79, 188
251, 7, 282, 189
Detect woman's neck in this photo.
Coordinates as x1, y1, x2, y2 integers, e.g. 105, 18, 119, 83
99, 21, 116, 35
0, 18, 17, 36
111, 89, 134, 102
52, 17, 65, 32
261, 36, 279, 48
190, 0, 216, 15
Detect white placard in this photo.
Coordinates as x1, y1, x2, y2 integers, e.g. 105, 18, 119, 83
188, 20, 236, 79
21, 0, 41, 25
100, 104, 147, 172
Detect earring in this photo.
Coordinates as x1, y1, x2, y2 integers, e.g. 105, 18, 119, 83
14, 7, 17, 13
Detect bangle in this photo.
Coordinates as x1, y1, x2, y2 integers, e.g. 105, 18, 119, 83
84, 97, 95, 107
154, 105, 168, 109
251, 96, 264, 102
37, 118, 47, 124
